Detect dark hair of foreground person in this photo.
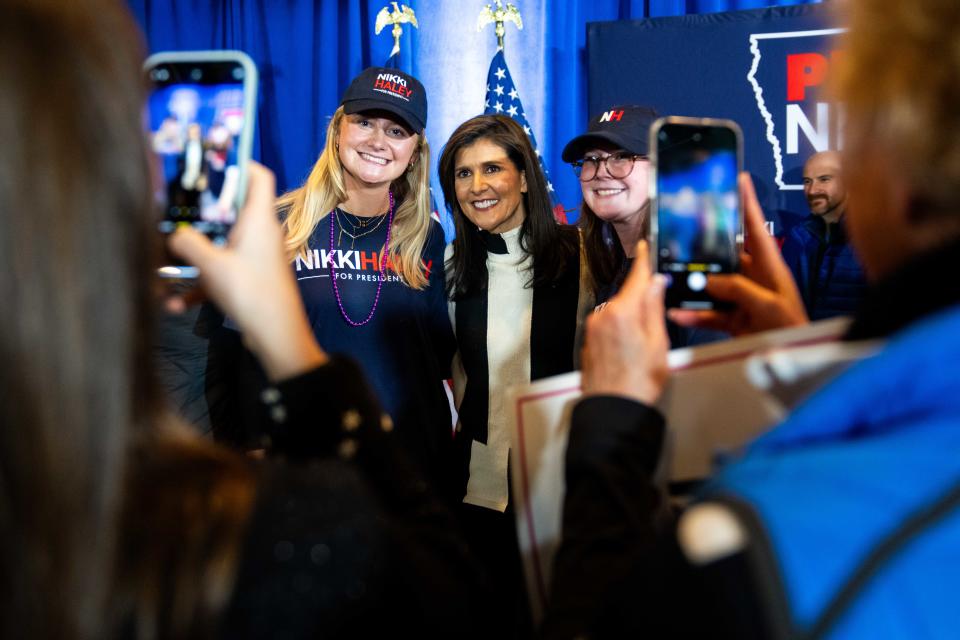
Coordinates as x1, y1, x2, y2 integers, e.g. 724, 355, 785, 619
0, 2, 488, 638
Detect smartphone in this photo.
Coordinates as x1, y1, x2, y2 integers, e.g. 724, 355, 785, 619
650, 117, 742, 310
144, 50, 258, 278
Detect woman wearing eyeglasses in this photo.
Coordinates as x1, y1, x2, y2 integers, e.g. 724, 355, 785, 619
563, 105, 657, 303
564, 105, 725, 347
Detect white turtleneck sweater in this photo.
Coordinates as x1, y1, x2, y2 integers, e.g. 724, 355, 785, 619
446, 227, 592, 512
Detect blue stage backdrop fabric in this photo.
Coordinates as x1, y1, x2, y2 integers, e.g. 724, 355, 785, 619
588, 3, 839, 237
128, 0, 820, 233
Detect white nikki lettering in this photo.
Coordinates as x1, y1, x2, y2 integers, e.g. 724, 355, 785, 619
376, 72, 407, 87
294, 248, 323, 271
319, 249, 336, 268
295, 252, 312, 271
338, 251, 358, 270
296, 249, 404, 275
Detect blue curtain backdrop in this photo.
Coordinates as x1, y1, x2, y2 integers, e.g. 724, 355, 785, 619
128, 0, 820, 231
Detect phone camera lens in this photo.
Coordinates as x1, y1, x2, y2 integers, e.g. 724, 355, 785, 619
232, 67, 245, 80
658, 131, 667, 141
693, 133, 702, 142
687, 272, 707, 292
190, 68, 202, 81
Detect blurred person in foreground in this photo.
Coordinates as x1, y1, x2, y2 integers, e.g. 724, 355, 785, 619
0, 1, 487, 638
543, 0, 960, 637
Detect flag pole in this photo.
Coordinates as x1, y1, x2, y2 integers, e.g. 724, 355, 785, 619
478, 1, 567, 223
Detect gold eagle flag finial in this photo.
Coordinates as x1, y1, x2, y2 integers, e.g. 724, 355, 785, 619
477, 0, 523, 52
375, 2, 419, 59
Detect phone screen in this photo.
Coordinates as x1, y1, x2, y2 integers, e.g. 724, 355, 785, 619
147, 60, 250, 248
654, 122, 740, 309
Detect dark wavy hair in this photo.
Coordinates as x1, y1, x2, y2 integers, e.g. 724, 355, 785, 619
0, 2, 258, 638
439, 115, 578, 299
0, 1, 160, 636
579, 199, 650, 296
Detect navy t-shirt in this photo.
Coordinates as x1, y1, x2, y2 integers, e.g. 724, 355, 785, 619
294, 210, 457, 494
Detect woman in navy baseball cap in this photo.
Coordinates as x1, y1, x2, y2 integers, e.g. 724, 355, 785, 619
271, 67, 459, 503
563, 105, 658, 305
564, 105, 724, 347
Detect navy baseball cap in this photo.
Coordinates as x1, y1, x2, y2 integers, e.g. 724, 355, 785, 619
340, 66, 427, 134
561, 105, 659, 162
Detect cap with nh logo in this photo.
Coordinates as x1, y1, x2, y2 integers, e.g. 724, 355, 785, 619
561, 104, 659, 163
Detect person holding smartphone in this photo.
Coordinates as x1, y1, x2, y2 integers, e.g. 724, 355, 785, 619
546, 0, 960, 635
0, 1, 491, 637
563, 105, 724, 347
264, 67, 457, 501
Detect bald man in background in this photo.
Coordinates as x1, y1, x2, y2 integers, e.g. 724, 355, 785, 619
781, 150, 868, 320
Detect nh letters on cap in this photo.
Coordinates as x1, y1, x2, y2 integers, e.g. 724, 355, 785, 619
599, 109, 624, 123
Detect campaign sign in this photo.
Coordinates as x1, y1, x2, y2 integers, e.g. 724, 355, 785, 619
587, 4, 843, 238
748, 27, 846, 192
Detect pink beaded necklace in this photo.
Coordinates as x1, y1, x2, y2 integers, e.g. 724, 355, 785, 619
329, 191, 395, 327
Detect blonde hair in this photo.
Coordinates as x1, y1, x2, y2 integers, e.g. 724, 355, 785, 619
278, 107, 434, 289
837, 0, 960, 214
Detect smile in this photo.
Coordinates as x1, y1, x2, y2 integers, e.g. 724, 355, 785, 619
359, 152, 389, 166
594, 188, 624, 197
472, 199, 499, 210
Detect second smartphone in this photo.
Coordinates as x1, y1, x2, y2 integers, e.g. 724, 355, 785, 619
145, 50, 258, 277
649, 117, 743, 310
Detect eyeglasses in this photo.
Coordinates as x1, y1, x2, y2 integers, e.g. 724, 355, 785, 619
572, 152, 645, 181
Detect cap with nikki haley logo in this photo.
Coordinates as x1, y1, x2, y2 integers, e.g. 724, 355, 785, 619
340, 66, 427, 134
561, 105, 659, 162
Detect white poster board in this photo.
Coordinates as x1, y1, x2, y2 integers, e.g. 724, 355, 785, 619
508, 317, 880, 622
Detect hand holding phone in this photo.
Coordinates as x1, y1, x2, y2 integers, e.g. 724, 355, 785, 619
668, 174, 809, 336
650, 117, 742, 310
167, 163, 328, 382
581, 240, 670, 406
145, 50, 258, 277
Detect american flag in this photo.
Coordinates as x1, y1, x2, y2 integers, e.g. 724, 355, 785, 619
483, 50, 567, 223
383, 52, 400, 69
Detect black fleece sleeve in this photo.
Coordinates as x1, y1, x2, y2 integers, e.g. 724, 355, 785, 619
260, 356, 495, 637
542, 395, 688, 639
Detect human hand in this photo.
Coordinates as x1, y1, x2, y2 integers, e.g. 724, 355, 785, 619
168, 162, 327, 381
581, 241, 669, 406
668, 173, 808, 336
